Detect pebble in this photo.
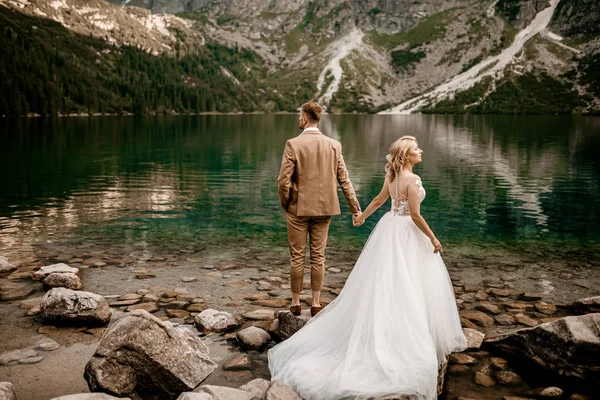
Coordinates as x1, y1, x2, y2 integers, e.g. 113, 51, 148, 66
539, 387, 564, 398
449, 353, 477, 365
514, 313, 539, 327
181, 277, 198, 282
474, 372, 495, 387
37, 339, 60, 351
495, 371, 523, 385
223, 354, 252, 371
327, 267, 341, 273
19, 355, 44, 364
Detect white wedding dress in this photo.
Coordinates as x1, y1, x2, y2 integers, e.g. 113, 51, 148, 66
268, 177, 467, 400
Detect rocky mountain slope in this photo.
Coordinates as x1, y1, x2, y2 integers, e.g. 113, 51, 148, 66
0, 0, 598, 115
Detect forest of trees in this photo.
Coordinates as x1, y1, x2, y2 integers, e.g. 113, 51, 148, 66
0, 6, 309, 117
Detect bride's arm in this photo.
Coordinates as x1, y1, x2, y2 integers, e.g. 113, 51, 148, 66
354, 179, 390, 226
408, 181, 443, 253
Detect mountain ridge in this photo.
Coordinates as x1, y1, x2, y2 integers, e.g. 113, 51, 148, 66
0, 0, 598, 116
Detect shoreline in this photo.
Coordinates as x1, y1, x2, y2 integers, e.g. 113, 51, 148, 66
1, 239, 599, 399
2, 111, 599, 118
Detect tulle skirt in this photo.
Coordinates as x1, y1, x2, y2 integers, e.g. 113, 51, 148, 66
268, 212, 467, 400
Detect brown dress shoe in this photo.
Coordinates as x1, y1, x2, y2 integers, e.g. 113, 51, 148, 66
290, 305, 301, 316
310, 306, 323, 317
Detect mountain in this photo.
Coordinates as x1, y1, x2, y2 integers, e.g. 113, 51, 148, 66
0, 0, 598, 116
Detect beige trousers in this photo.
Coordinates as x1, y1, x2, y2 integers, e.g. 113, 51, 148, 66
285, 212, 331, 294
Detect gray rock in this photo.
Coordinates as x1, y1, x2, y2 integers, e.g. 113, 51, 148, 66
265, 380, 302, 400
194, 309, 239, 333
0, 382, 17, 400
495, 371, 523, 385
236, 326, 271, 350
0, 256, 17, 274
539, 387, 564, 398
32, 263, 79, 281
222, 354, 251, 371
569, 296, 600, 315
37, 338, 60, 351
84, 310, 217, 400
193, 385, 254, 400
275, 310, 310, 341
242, 309, 275, 320
449, 353, 477, 365
177, 393, 213, 400
463, 328, 485, 350
474, 372, 495, 387
51, 394, 130, 400
239, 378, 271, 400
43, 272, 82, 290
484, 313, 600, 391
460, 311, 495, 327
41, 288, 111, 325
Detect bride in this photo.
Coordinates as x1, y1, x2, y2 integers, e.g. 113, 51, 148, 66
268, 136, 467, 400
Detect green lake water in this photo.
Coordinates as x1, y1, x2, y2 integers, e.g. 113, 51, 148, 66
1, 114, 599, 261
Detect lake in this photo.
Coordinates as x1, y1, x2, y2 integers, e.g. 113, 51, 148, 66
1, 114, 599, 263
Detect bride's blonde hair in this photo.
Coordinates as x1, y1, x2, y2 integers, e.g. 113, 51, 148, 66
386, 135, 418, 182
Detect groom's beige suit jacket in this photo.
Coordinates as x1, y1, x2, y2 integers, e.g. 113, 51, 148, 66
277, 128, 360, 217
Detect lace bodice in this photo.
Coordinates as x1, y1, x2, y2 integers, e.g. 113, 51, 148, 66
391, 178, 425, 216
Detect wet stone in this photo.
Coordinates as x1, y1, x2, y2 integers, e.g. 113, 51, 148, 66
127, 303, 159, 313
535, 302, 557, 315
514, 313, 539, 327
495, 314, 516, 326
37, 338, 60, 351
252, 299, 287, 308
187, 304, 206, 313
449, 353, 477, 365
519, 293, 543, 301
223, 354, 251, 371
539, 387, 563, 398
495, 371, 523, 385
488, 288, 511, 297
448, 364, 471, 375
474, 290, 489, 301
474, 372, 495, 387
242, 309, 275, 320
490, 357, 508, 371
19, 355, 44, 364
476, 303, 502, 314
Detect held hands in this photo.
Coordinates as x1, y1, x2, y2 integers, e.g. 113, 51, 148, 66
352, 212, 364, 227
431, 237, 443, 253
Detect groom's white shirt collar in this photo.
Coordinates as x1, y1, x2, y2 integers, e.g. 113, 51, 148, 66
299, 127, 321, 136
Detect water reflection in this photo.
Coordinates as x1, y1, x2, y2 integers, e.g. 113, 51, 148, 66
0, 115, 598, 259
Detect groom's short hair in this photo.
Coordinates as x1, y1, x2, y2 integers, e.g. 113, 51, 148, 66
301, 101, 322, 122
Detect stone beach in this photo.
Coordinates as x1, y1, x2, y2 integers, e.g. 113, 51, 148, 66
1, 239, 599, 400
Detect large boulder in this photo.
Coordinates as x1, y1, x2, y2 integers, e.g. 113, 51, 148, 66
0, 382, 17, 400
84, 310, 217, 400
194, 309, 239, 333
0, 257, 17, 274
32, 263, 79, 281
41, 288, 110, 325
43, 273, 82, 290
569, 296, 600, 315
484, 313, 600, 393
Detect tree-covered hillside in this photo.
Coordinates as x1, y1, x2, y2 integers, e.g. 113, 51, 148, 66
0, 6, 314, 116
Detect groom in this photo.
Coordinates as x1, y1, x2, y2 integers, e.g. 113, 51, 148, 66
277, 101, 361, 317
